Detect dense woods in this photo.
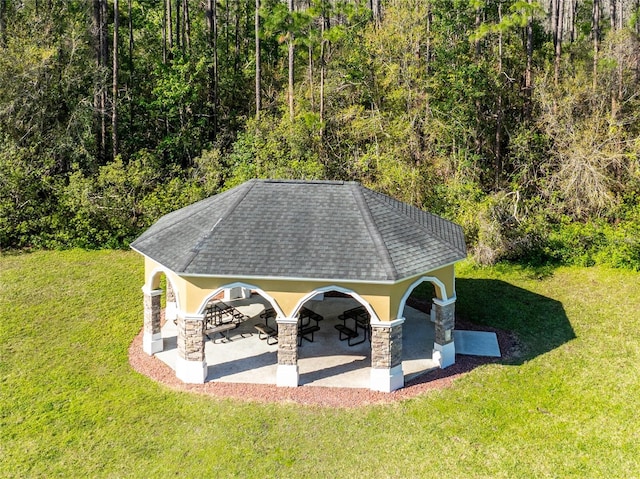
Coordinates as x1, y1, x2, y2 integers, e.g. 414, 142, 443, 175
0, 0, 638, 268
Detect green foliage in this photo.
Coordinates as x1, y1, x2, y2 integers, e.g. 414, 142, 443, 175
0, 0, 638, 273
60, 151, 202, 248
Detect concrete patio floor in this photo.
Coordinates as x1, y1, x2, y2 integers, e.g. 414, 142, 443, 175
156, 296, 440, 389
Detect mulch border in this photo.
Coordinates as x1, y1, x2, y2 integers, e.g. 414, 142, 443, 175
128, 315, 519, 408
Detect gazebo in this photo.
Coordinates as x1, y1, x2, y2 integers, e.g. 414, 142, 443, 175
131, 179, 466, 392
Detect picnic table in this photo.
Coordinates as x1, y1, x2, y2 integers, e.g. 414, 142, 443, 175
255, 307, 278, 344
297, 307, 323, 346
335, 306, 370, 346
203, 301, 249, 342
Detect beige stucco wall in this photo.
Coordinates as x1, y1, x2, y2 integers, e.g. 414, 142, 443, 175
142, 256, 456, 323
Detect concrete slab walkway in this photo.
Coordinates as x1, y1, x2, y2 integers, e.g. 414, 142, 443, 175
453, 330, 501, 357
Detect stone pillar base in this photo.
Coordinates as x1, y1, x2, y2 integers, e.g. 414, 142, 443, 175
276, 364, 299, 387
433, 342, 456, 368
165, 301, 178, 322
143, 332, 163, 355
370, 364, 404, 392
176, 357, 207, 384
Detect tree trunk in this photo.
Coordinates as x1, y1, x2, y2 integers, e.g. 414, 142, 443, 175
162, 0, 167, 63
235, 0, 240, 75
474, 5, 481, 56
0, 0, 7, 48
183, 0, 191, 51
113, 0, 119, 159
525, 0, 533, 117
93, 0, 109, 163
496, 1, 503, 186
425, 2, 431, 76
128, 0, 134, 132
174, 0, 180, 52
372, 0, 381, 27
554, 0, 564, 86
609, 0, 616, 29
166, 0, 173, 57
592, 0, 600, 91
255, 0, 261, 118
206, 0, 218, 137
288, 0, 295, 121
569, 0, 576, 43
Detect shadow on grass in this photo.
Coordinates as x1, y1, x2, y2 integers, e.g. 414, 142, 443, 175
405, 278, 575, 387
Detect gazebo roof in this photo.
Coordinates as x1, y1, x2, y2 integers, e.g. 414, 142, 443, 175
131, 179, 466, 282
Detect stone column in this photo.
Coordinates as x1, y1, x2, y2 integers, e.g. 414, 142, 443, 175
142, 287, 163, 355
370, 318, 404, 392
276, 317, 299, 387
432, 297, 456, 368
165, 281, 177, 323
175, 314, 207, 383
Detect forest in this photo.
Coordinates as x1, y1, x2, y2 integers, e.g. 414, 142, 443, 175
0, 0, 638, 269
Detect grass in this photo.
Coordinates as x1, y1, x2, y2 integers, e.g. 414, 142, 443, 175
1, 250, 639, 478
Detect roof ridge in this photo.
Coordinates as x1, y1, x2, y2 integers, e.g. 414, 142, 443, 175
350, 183, 398, 281
178, 181, 257, 272
362, 188, 467, 257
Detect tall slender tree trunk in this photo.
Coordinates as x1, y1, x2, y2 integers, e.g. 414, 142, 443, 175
288, 0, 295, 121
609, 0, 617, 29
183, 0, 191, 51
609, 0, 622, 118
112, 0, 120, 159
174, 0, 181, 51
162, 0, 167, 63
166, 0, 173, 58
496, 1, 503, 186
372, 0, 381, 27
592, 0, 600, 91
234, 0, 241, 75
0, 0, 7, 48
93, 0, 109, 163
525, 0, 533, 118
554, 0, 565, 86
569, 0, 576, 43
206, 0, 218, 137
128, 0, 134, 132
255, 0, 261, 118
474, 5, 482, 56
320, 20, 326, 129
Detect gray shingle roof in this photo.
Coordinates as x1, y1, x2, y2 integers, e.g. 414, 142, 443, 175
131, 179, 466, 282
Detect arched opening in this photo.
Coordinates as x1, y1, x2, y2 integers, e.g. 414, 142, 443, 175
291, 287, 378, 388
143, 269, 181, 356
193, 283, 285, 384
400, 279, 440, 381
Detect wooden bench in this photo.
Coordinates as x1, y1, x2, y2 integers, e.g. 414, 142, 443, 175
254, 323, 278, 345
298, 325, 320, 346
205, 322, 237, 343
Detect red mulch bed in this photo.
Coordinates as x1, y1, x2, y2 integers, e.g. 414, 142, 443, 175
129, 303, 519, 408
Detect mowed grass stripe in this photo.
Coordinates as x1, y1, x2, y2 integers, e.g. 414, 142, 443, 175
1, 251, 639, 477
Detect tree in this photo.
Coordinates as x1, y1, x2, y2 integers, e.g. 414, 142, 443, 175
288, 0, 295, 120
113, 0, 120, 159
0, 0, 7, 47
255, 0, 261, 118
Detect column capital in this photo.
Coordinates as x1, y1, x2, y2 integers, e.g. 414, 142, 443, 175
433, 295, 457, 307
276, 316, 298, 325
370, 317, 405, 329
142, 286, 163, 296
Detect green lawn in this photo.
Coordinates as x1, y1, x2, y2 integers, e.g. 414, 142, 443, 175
1, 250, 639, 478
